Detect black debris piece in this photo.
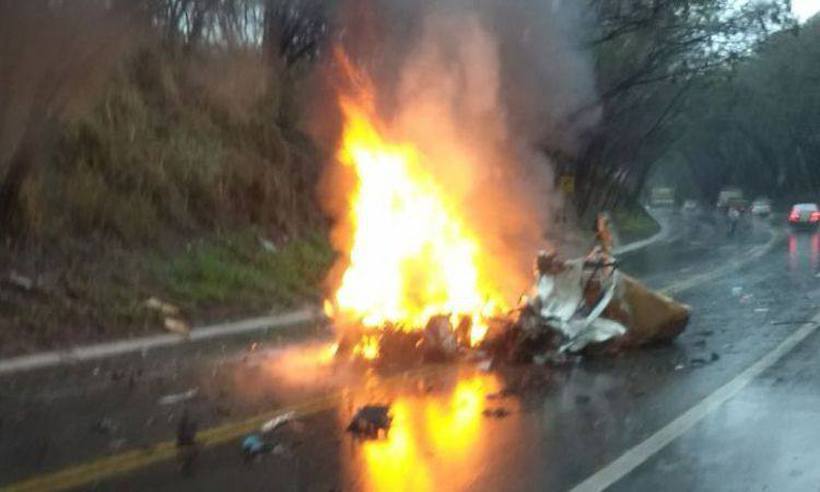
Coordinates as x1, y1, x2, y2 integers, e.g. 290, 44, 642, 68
347, 405, 392, 438
482, 407, 510, 418
91, 417, 118, 435
176, 410, 198, 447
176, 410, 199, 476
241, 434, 274, 462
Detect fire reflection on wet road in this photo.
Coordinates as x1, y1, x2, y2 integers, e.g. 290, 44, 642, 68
340, 371, 513, 492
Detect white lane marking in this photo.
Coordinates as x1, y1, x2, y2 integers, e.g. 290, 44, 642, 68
569, 311, 820, 492
661, 224, 781, 296
0, 309, 318, 375
613, 210, 670, 255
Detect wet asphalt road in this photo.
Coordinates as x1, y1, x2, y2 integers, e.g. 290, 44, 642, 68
3, 212, 820, 491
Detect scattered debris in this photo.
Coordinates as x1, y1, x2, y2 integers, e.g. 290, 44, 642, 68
176, 410, 198, 446
332, 215, 690, 367
91, 417, 118, 435
6, 271, 34, 291
691, 352, 720, 367
347, 405, 392, 438
176, 410, 199, 476
482, 407, 510, 418
145, 297, 180, 316
754, 308, 770, 313
731, 286, 743, 296
241, 434, 274, 461
261, 411, 295, 434
164, 317, 191, 337
674, 364, 685, 371
259, 237, 278, 253
159, 388, 199, 406
272, 444, 289, 456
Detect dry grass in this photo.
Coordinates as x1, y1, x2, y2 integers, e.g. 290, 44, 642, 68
0, 44, 332, 355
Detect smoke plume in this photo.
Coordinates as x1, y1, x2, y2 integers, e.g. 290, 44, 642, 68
317, 0, 597, 303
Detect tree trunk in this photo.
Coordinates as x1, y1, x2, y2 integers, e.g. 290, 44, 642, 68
0, 135, 34, 237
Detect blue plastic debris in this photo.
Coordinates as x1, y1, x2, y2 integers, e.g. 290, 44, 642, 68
241, 434, 273, 460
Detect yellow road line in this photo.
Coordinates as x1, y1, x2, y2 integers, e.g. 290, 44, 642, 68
1, 229, 782, 492
3, 395, 337, 492
2, 366, 443, 492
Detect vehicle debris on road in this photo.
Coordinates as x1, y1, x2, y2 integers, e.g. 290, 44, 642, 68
241, 434, 274, 461
334, 215, 690, 366
261, 411, 295, 434
159, 387, 199, 406
347, 405, 392, 438
145, 297, 180, 316
163, 317, 191, 337
176, 410, 199, 476
482, 407, 510, 418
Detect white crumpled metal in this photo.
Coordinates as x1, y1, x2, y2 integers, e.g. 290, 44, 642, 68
528, 258, 627, 352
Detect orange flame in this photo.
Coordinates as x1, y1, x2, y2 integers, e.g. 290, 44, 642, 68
326, 50, 508, 351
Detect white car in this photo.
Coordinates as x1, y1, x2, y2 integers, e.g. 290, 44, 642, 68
751, 199, 772, 216
682, 200, 698, 213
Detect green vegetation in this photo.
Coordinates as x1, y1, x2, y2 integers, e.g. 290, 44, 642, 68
0, 2, 333, 353
567, 0, 795, 214
24, 48, 321, 242
158, 230, 333, 312
612, 206, 661, 244
659, 16, 820, 203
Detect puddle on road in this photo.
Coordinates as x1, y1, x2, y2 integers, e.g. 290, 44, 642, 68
787, 233, 820, 274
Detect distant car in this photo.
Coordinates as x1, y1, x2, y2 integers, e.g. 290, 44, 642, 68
716, 187, 744, 212
751, 198, 772, 216
650, 187, 675, 208
788, 203, 820, 229
682, 200, 698, 213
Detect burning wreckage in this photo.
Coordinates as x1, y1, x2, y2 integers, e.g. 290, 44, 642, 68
321, 52, 691, 438
322, 51, 689, 372
333, 219, 691, 367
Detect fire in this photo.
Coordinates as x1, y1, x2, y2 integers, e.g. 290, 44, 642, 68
326, 51, 507, 352
353, 334, 381, 360
352, 373, 503, 491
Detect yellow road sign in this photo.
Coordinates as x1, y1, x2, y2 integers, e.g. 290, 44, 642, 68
560, 175, 575, 194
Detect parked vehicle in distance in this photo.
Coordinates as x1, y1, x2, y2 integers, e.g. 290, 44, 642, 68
682, 200, 698, 213
650, 187, 675, 208
716, 187, 744, 213
751, 198, 772, 216
788, 203, 820, 229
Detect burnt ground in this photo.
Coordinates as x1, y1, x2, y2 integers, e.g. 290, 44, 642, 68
3, 212, 820, 491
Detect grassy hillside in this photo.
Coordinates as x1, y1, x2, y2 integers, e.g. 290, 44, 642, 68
0, 46, 334, 355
